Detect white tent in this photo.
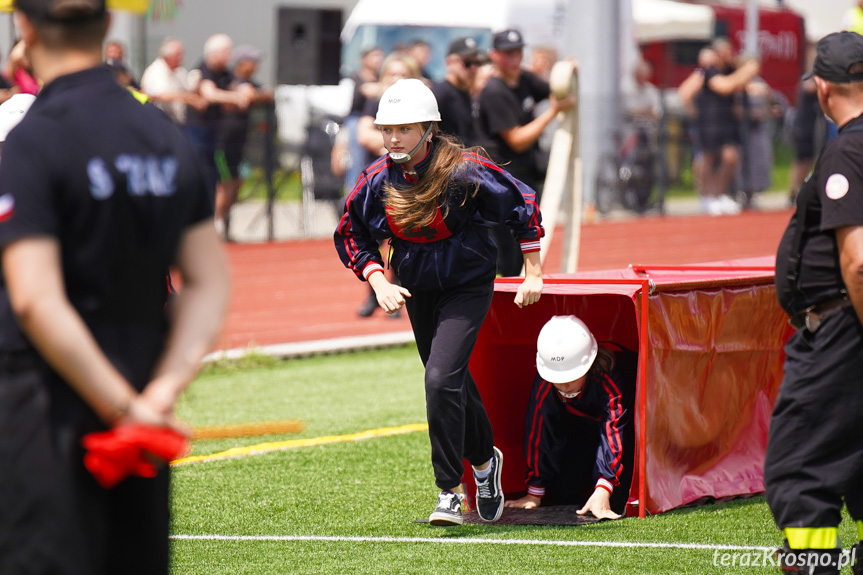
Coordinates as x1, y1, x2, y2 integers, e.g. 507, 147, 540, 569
632, 0, 716, 42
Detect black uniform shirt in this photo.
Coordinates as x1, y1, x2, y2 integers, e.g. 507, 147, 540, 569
776, 113, 863, 314
0, 67, 212, 362
185, 61, 235, 133
475, 71, 550, 183
431, 80, 476, 146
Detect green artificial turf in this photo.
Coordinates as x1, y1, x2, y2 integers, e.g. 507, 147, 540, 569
170, 346, 859, 574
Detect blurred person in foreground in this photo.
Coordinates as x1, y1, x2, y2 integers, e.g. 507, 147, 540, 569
0, 0, 230, 573
770, 30, 863, 575
506, 316, 636, 519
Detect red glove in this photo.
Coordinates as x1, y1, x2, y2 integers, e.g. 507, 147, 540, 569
82, 425, 189, 488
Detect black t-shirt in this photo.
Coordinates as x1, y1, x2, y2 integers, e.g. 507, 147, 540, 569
697, 66, 739, 141
475, 70, 550, 185
219, 78, 261, 147
349, 72, 370, 115
431, 79, 476, 146
0, 67, 212, 364
775, 114, 863, 314
185, 61, 235, 132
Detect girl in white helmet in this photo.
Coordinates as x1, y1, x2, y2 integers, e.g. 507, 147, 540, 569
335, 78, 544, 526
506, 315, 637, 519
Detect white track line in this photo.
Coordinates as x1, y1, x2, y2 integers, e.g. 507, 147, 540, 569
171, 534, 771, 552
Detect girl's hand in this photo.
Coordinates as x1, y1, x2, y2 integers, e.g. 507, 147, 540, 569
368, 272, 412, 314
514, 275, 543, 308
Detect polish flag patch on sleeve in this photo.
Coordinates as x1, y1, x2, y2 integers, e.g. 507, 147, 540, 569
0, 194, 14, 222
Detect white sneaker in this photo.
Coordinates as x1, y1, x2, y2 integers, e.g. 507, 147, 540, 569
718, 195, 741, 215
429, 491, 464, 526
700, 196, 724, 216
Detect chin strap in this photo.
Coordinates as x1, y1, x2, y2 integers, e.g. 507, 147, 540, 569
388, 124, 434, 164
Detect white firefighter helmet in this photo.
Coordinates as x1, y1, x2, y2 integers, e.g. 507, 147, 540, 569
374, 78, 441, 125
535, 315, 598, 384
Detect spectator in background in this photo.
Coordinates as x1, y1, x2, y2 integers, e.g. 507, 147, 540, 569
105, 57, 133, 88
790, 76, 821, 204
104, 38, 124, 61
185, 33, 252, 211
739, 77, 780, 209
409, 39, 433, 83
475, 28, 573, 276
695, 37, 759, 216
104, 38, 139, 89
623, 59, 662, 135
432, 37, 484, 146
353, 51, 421, 319
529, 47, 558, 83
141, 38, 204, 126
215, 45, 273, 241
343, 45, 384, 195
678, 47, 718, 200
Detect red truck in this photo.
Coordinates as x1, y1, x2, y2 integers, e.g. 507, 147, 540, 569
641, 1, 806, 105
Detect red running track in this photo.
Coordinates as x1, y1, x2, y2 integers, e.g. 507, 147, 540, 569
216, 209, 793, 351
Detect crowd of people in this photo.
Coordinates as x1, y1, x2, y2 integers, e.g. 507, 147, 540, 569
79, 34, 271, 241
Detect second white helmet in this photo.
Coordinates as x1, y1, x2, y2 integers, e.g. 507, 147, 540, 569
536, 316, 598, 384
375, 78, 441, 125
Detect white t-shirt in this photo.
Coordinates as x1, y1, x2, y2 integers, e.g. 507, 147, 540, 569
140, 57, 191, 125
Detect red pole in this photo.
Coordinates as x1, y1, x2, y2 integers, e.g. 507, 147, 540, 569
638, 279, 649, 518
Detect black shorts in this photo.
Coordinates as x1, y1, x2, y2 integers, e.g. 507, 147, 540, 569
0, 367, 171, 575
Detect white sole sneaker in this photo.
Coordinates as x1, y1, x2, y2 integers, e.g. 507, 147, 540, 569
428, 492, 464, 526
475, 446, 504, 522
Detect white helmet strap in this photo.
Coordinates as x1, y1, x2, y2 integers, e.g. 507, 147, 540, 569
388, 123, 434, 164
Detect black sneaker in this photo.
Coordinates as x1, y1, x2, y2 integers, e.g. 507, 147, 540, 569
428, 491, 463, 526
474, 446, 504, 522
357, 291, 378, 318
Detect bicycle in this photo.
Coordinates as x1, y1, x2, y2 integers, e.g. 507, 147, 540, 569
594, 125, 667, 215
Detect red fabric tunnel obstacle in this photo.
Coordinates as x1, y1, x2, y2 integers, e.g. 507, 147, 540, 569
461, 255, 794, 517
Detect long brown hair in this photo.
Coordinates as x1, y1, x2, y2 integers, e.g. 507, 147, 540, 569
587, 347, 616, 380
383, 126, 490, 232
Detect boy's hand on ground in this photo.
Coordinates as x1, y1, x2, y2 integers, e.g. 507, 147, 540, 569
577, 487, 621, 520
504, 494, 541, 509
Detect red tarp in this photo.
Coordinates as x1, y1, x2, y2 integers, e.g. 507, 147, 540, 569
462, 256, 794, 516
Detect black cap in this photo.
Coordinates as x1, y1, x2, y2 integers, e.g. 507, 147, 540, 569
447, 37, 482, 59
803, 31, 863, 83
15, 0, 106, 21
493, 29, 525, 51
